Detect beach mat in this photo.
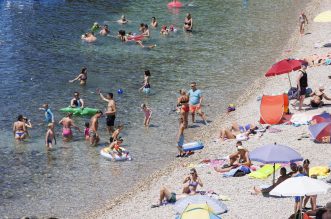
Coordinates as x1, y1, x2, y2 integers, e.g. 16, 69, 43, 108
249, 164, 281, 179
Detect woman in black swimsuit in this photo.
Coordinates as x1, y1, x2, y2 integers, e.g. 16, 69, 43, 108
69, 67, 88, 85
183, 13, 193, 31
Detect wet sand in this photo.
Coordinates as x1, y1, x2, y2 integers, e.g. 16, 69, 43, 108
86, 0, 331, 218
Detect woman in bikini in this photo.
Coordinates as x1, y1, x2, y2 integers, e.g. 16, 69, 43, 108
310, 86, 331, 108
13, 115, 27, 141
59, 113, 81, 142
69, 67, 88, 85
177, 89, 189, 128
182, 168, 203, 194
183, 13, 193, 31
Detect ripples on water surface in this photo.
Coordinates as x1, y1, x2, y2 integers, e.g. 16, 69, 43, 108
0, 0, 308, 217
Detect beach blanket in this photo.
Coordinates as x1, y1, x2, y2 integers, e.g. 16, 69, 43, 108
249, 164, 281, 179
291, 113, 312, 125
223, 166, 251, 178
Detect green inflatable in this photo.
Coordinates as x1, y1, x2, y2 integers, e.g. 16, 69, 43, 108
60, 107, 99, 116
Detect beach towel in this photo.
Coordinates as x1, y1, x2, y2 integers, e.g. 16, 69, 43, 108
222, 167, 241, 178
249, 164, 281, 179
309, 166, 330, 177
291, 113, 312, 125
222, 166, 250, 178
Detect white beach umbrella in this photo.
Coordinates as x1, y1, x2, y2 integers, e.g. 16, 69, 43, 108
270, 176, 331, 197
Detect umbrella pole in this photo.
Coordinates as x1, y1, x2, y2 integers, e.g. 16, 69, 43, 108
287, 73, 293, 87
273, 163, 275, 185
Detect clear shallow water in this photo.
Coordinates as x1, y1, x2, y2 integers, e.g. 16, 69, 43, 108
0, 0, 308, 217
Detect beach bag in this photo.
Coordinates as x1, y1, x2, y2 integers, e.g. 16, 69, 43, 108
288, 87, 298, 100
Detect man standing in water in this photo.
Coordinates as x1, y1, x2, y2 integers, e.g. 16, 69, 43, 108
59, 113, 81, 142
13, 115, 27, 140
188, 82, 207, 125
98, 90, 117, 134
89, 110, 103, 146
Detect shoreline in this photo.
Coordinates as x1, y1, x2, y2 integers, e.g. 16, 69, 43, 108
85, 0, 330, 218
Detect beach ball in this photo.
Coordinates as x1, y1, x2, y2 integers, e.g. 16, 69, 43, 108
117, 89, 123, 94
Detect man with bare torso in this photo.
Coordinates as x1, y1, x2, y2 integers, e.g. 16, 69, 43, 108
13, 115, 27, 140
89, 111, 103, 146
98, 90, 116, 134
59, 113, 81, 141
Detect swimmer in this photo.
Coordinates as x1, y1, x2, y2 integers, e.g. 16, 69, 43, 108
151, 17, 158, 28
91, 22, 100, 33
23, 116, 32, 137
142, 24, 150, 37
89, 111, 102, 146
99, 24, 110, 36
109, 138, 125, 157
118, 30, 128, 42
118, 30, 156, 48
139, 70, 151, 94
13, 115, 27, 141
141, 104, 152, 127
109, 125, 123, 143
169, 25, 177, 32
183, 13, 193, 31
69, 67, 88, 85
97, 90, 116, 134
45, 123, 55, 149
84, 122, 90, 141
160, 25, 169, 35
70, 92, 85, 108
139, 23, 145, 33
81, 32, 97, 43
117, 15, 129, 24
59, 113, 81, 142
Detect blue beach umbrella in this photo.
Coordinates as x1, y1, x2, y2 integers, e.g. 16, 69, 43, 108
249, 143, 303, 184
174, 195, 228, 215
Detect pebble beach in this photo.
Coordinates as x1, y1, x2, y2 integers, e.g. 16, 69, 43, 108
86, 0, 331, 218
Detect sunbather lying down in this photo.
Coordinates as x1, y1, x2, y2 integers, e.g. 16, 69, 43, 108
303, 52, 331, 67
219, 122, 258, 141
151, 186, 188, 208
214, 144, 251, 173
251, 167, 289, 195
310, 86, 331, 108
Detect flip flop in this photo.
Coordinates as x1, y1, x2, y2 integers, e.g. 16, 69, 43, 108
151, 204, 160, 208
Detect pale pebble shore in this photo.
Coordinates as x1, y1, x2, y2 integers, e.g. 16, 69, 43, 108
86, 0, 331, 218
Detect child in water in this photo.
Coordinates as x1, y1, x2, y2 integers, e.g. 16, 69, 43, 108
45, 123, 55, 149
110, 138, 124, 157
84, 122, 90, 141
110, 125, 123, 143
141, 104, 152, 127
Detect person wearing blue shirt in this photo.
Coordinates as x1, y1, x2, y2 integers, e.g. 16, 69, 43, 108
188, 82, 207, 125
39, 103, 56, 144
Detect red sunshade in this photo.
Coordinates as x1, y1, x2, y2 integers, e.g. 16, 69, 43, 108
265, 59, 308, 77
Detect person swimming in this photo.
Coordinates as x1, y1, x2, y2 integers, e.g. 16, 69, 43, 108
81, 32, 97, 43
69, 67, 88, 85
151, 17, 158, 28
160, 25, 169, 35
99, 25, 110, 36
117, 15, 129, 24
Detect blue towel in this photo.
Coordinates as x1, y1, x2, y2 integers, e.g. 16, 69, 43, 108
222, 167, 241, 178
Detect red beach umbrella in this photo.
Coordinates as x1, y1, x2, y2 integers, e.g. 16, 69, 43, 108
265, 59, 308, 87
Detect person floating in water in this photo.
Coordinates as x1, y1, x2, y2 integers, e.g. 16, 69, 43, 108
69, 67, 88, 85
99, 25, 110, 36
13, 115, 27, 141
183, 13, 193, 32
81, 32, 97, 43
118, 30, 156, 48
151, 17, 158, 28
139, 70, 151, 94
70, 92, 85, 109
160, 25, 169, 35
141, 104, 152, 127
45, 123, 55, 149
117, 15, 129, 24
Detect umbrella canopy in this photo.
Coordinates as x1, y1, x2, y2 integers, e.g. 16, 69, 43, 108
265, 59, 307, 77
270, 176, 331, 196
314, 10, 331, 22
308, 122, 331, 143
249, 143, 303, 164
176, 203, 222, 219
311, 112, 331, 124
175, 195, 228, 215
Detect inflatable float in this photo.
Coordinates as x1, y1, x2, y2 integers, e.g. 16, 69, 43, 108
127, 35, 144, 41
60, 107, 99, 116
167, 1, 183, 8
182, 141, 204, 152
100, 147, 132, 161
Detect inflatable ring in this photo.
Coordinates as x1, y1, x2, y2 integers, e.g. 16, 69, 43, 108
100, 147, 132, 161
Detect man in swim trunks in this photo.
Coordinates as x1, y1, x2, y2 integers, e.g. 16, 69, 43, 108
89, 110, 102, 146
13, 115, 27, 141
188, 82, 207, 125
59, 113, 81, 142
98, 90, 116, 134
70, 92, 85, 108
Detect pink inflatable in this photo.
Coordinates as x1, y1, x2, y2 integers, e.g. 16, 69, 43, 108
167, 1, 183, 8
127, 35, 144, 41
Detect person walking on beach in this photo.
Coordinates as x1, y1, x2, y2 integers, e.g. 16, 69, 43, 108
98, 90, 116, 134
177, 89, 189, 128
69, 67, 88, 85
70, 92, 85, 108
188, 82, 207, 125
299, 12, 308, 36
59, 113, 81, 142
176, 117, 186, 157
89, 111, 102, 146
296, 64, 308, 111
45, 123, 55, 149
13, 115, 27, 141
